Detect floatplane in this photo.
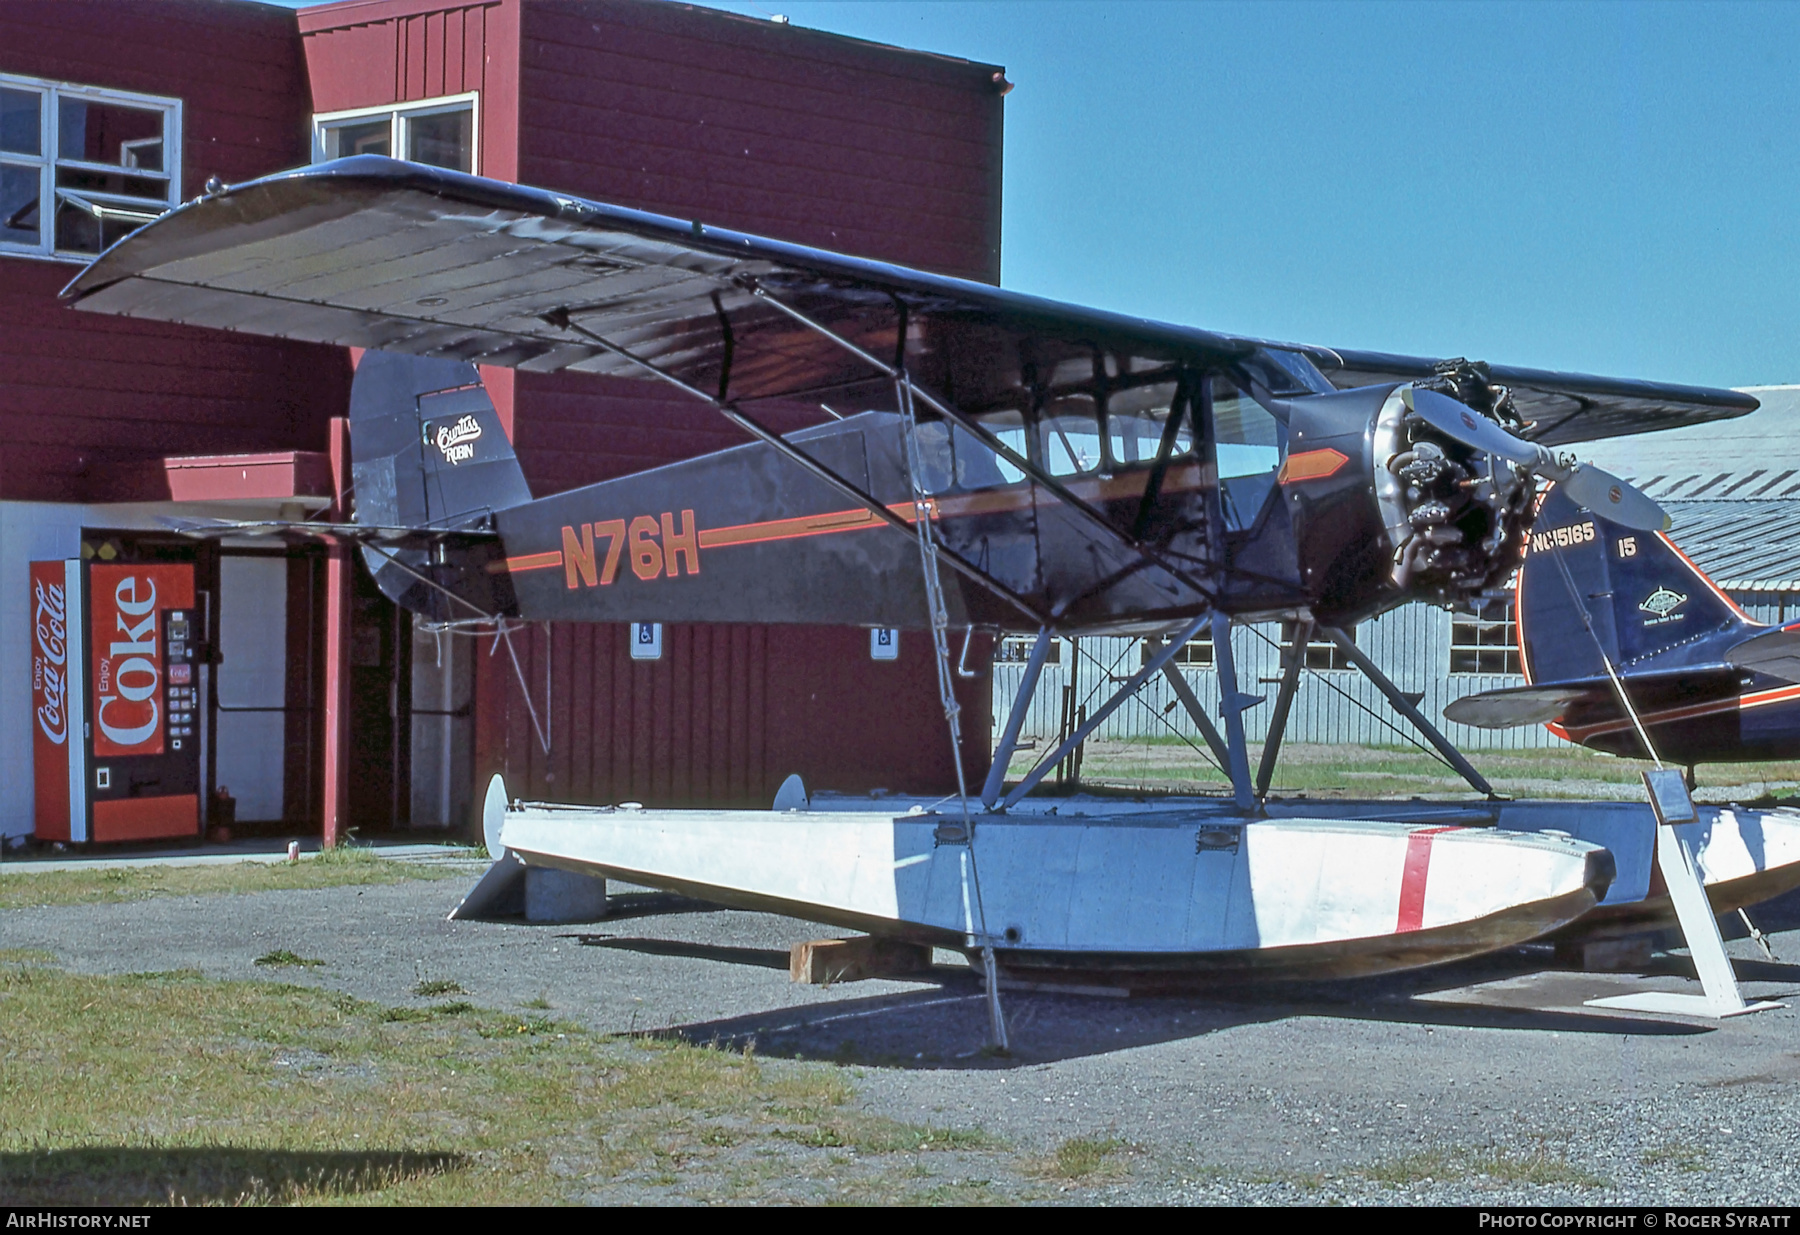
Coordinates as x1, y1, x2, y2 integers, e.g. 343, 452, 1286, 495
63, 156, 1798, 1033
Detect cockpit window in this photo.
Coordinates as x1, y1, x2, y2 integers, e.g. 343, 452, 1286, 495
1212, 375, 1288, 532
1040, 394, 1103, 476
1106, 381, 1191, 468
1242, 348, 1335, 396
957, 411, 1027, 488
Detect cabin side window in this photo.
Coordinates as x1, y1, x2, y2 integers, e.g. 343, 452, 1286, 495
1106, 381, 1190, 469
1039, 394, 1103, 476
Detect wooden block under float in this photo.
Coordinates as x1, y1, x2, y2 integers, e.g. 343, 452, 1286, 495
790, 936, 932, 985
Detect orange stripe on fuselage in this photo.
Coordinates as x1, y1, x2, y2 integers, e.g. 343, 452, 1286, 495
496, 460, 1216, 577
502, 550, 564, 573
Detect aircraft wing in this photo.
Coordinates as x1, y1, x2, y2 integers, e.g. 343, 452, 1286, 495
64, 156, 1756, 439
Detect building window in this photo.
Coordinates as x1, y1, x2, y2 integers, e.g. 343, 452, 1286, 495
1282, 620, 1356, 671
1142, 631, 1212, 669
1450, 599, 1521, 675
313, 94, 478, 175
997, 636, 1061, 665
0, 74, 181, 262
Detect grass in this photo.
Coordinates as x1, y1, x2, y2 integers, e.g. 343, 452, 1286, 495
1359, 1146, 1608, 1189
254, 950, 325, 969
1641, 1143, 1710, 1173
1029, 1135, 1131, 1183
412, 979, 467, 997
0, 849, 465, 912
1009, 738, 1800, 803
0, 962, 1017, 1205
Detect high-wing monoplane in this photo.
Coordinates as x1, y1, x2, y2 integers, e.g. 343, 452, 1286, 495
61, 156, 1799, 1022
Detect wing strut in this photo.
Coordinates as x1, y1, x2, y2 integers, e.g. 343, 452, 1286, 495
542, 311, 1053, 629
748, 286, 1219, 609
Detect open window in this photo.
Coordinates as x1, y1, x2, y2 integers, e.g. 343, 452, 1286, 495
1, 74, 180, 261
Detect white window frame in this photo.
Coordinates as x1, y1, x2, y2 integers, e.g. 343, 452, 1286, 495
312, 92, 480, 174
1449, 599, 1522, 676
0, 72, 182, 264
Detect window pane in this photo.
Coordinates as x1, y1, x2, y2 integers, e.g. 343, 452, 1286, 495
1, 162, 40, 244
55, 165, 166, 203
963, 412, 1026, 486
1107, 381, 1188, 467
53, 193, 144, 254
1, 87, 41, 156
330, 118, 391, 159
1212, 376, 1285, 479
910, 420, 954, 494
1040, 394, 1101, 476
58, 98, 164, 170
406, 108, 472, 172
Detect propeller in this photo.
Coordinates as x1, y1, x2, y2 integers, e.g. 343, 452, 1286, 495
1402, 386, 1670, 532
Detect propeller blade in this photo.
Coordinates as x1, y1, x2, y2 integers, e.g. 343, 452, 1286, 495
1403, 385, 1670, 531
1403, 386, 1542, 468
1558, 464, 1671, 532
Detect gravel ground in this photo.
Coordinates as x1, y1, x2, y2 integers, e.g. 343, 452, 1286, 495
7, 872, 1800, 1206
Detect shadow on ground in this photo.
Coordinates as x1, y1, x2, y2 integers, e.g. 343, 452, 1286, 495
0, 1147, 466, 1205
656, 945, 1714, 1069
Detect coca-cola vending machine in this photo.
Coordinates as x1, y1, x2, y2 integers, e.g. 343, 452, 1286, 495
31, 559, 203, 844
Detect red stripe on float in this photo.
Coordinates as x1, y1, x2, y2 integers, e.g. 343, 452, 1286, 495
1396, 827, 1460, 933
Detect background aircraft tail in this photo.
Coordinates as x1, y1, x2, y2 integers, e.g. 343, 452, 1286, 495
1517, 485, 1751, 683
348, 351, 532, 619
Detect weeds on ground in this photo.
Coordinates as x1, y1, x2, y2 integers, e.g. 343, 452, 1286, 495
0, 949, 55, 966
412, 979, 467, 997
254, 950, 325, 969
0, 964, 1018, 1204
1028, 1135, 1131, 1183
1362, 1146, 1608, 1189
1641, 1143, 1710, 1173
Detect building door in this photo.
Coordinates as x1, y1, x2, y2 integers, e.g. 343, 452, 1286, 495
347, 561, 409, 831
409, 622, 473, 829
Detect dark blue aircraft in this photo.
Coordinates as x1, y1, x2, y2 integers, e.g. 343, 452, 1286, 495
1446, 486, 1800, 766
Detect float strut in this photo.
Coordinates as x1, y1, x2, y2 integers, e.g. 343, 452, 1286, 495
982, 627, 1054, 808
1318, 625, 1495, 799
1255, 617, 1311, 800
1001, 612, 1211, 811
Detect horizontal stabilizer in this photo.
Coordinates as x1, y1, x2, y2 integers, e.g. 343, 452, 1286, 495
1726, 625, 1800, 684
1445, 665, 1744, 731
1444, 685, 1601, 729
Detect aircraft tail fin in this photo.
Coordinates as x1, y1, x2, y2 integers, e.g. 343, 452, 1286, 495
348, 351, 532, 619
1516, 485, 1751, 684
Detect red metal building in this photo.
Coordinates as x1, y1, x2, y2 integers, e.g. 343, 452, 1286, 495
1, 0, 1004, 847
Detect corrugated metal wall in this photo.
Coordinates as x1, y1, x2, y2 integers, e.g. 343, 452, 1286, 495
991, 605, 1563, 755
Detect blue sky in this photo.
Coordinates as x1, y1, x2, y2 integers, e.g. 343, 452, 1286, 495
697, 1, 1798, 389
280, 1, 1800, 388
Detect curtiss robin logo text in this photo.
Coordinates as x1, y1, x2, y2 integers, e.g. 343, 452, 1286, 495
433, 415, 482, 465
